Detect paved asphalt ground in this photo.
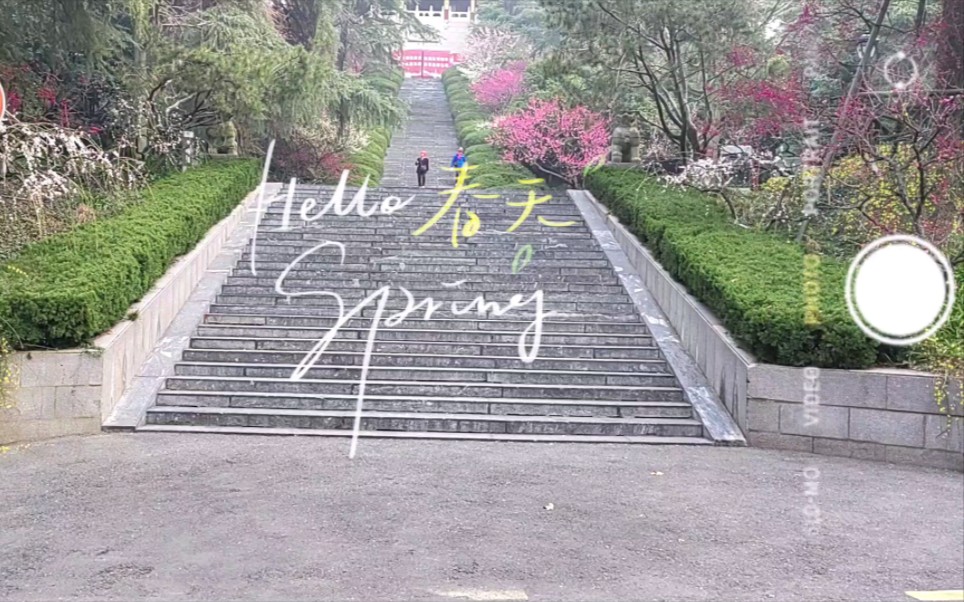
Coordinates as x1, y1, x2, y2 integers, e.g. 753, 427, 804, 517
1, 433, 961, 602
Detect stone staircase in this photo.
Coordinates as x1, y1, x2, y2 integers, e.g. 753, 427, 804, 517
138, 78, 713, 444
381, 78, 461, 189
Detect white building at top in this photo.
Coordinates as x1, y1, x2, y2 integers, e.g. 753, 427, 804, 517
403, 0, 478, 58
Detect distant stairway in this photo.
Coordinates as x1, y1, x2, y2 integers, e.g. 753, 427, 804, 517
381, 78, 461, 189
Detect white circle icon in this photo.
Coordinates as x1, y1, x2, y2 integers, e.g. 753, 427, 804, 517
882, 51, 919, 91
845, 235, 956, 346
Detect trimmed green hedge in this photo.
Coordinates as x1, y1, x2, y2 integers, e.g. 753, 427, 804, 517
365, 66, 405, 92
348, 67, 404, 186
912, 268, 963, 377
585, 168, 882, 368
461, 130, 489, 147
0, 159, 261, 349
442, 66, 535, 188
349, 127, 391, 186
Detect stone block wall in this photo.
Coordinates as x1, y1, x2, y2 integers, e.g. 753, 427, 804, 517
747, 365, 963, 471
0, 351, 103, 444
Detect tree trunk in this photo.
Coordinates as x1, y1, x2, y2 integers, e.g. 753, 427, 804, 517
336, 16, 351, 138
336, 16, 350, 72
914, 0, 927, 36
938, 0, 964, 89
795, 0, 893, 242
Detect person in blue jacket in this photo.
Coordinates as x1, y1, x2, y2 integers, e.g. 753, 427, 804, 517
451, 147, 467, 169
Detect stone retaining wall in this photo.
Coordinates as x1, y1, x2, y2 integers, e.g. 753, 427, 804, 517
748, 365, 962, 470
581, 190, 964, 471
0, 186, 264, 446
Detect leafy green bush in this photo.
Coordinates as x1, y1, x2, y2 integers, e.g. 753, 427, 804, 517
585, 167, 882, 368
461, 131, 490, 147
365, 66, 404, 90
458, 125, 493, 146
455, 115, 487, 129
348, 123, 393, 186
367, 130, 390, 148
368, 76, 401, 95
442, 69, 468, 85
912, 270, 963, 409
466, 144, 494, 156
449, 100, 480, 113
346, 67, 403, 186
0, 160, 261, 349
447, 92, 473, 105
350, 165, 382, 184
353, 150, 386, 166
467, 150, 501, 164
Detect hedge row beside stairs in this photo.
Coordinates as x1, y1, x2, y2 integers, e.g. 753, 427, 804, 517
0, 159, 261, 349
585, 168, 883, 369
349, 68, 405, 186
441, 67, 535, 189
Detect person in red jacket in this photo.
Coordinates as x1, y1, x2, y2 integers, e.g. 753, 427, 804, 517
415, 150, 429, 187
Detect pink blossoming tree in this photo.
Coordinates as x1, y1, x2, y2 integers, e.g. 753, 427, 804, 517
490, 98, 609, 187
471, 62, 528, 113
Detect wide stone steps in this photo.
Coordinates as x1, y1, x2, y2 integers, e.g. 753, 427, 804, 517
145, 406, 703, 436
137, 424, 715, 445
200, 314, 649, 334
189, 337, 660, 360
203, 306, 642, 322
247, 233, 601, 245
173, 361, 679, 387
141, 81, 710, 444
252, 233, 588, 243
179, 349, 662, 371
161, 376, 682, 401
220, 281, 629, 294
191, 325, 653, 346
154, 389, 692, 416
239, 257, 611, 268
215, 289, 635, 315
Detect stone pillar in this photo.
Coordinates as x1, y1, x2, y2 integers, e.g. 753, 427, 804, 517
181, 131, 196, 171
443, 0, 450, 20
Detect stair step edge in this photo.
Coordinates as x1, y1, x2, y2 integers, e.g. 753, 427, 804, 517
147, 405, 701, 425
136, 424, 715, 444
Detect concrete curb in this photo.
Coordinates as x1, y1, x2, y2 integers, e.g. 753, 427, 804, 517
569, 189, 746, 446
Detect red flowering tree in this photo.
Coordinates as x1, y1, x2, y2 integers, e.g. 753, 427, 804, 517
825, 83, 964, 264
716, 73, 809, 151
271, 131, 351, 184
471, 61, 527, 113
490, 98, 609, 187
